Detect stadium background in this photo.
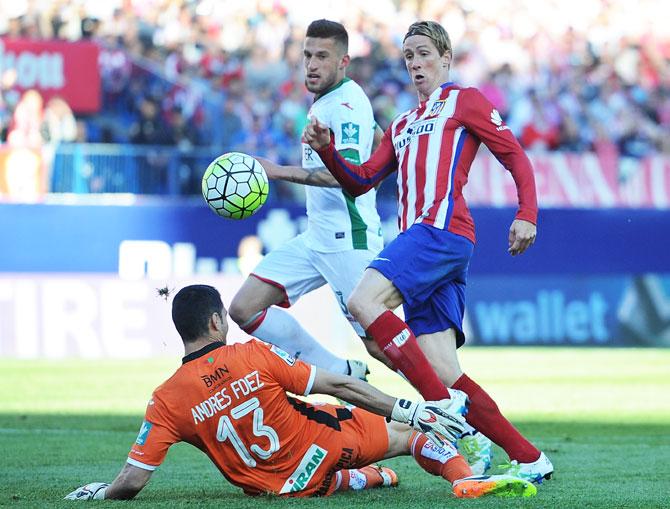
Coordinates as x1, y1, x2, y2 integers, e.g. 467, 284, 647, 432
0, 1, 669, 507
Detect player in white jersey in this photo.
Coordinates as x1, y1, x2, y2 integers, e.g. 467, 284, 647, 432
229, 20, 384, 380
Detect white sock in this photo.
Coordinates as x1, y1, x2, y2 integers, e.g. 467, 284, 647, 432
251, 307, 349, 374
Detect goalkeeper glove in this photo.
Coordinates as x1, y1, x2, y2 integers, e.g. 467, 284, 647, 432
391, 397, 466, 447
64, 482, 109, 500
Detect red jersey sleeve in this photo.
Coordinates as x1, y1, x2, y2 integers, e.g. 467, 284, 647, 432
127, 395, 181, 470
251, 341, 316, 396
316, 126, 398, 197
455, 87, 538, 224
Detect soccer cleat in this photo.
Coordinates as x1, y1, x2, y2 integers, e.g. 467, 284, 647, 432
64, 482, 109, 500
452, 475, 537, 498
347, 359, 370, 381
458, 431, 493, 475
500, 451, 554, 483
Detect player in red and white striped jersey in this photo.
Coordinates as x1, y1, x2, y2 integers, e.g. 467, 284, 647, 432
303, 21, 553, 483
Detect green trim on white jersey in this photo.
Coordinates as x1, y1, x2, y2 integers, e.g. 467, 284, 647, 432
301, 79, 382, 253
339, 148, 368, 250
343, 191, 369, 249
314, 77, 351, 101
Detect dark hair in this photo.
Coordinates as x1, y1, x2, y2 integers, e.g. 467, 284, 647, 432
171, 285, 223, 342
306, 19, 348, 52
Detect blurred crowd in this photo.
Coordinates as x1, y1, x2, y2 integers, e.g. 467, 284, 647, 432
0, 70, 83, 147
1, 0, 669, 166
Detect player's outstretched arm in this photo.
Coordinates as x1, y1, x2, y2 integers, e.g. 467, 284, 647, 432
310, 368, 466, 446
250, 122, 384, 188
303, 117, 397, 197
65, 463, 152, 501
255, 156, 340, 187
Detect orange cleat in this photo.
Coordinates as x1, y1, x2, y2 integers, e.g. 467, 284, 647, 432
452, 474, 537, 498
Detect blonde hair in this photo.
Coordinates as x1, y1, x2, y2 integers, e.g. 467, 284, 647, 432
404, 21, 452, 57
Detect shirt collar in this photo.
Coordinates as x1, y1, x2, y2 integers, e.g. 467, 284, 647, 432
182, 341, 224, 364
314, 77, 351, 102
420, 81, 456, 107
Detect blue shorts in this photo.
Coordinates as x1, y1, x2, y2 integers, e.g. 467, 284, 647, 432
368, 223, 473, 347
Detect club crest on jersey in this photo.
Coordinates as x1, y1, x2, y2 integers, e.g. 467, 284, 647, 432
341, 122, 359, 144
428, 99, 446, 117
270, 344, 296, 366
135, 420, 153, 445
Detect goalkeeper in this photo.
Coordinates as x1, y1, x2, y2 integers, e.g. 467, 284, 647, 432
65, 285, 535, 501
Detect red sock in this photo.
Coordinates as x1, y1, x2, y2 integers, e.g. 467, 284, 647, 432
367, 311, 450, 400
408, 432, 472, 483
452, 374, 540, 463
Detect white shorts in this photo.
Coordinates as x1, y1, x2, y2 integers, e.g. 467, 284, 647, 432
251, 233, 376, 337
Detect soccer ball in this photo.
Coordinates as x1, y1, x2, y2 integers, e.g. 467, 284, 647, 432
201, 152, 269, 219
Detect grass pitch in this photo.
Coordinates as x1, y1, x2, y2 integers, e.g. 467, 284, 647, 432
1, 347, 669, 508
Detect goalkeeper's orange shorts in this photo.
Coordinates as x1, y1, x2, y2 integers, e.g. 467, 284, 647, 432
289, 404, 389, 497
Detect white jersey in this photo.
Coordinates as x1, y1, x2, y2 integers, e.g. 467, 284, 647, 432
301, 78, 383, 253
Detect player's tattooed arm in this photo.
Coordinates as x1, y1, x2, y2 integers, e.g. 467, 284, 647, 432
309, 368, 465, 446
256, 157, 340, 187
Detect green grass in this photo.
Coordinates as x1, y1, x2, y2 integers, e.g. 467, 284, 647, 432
1, 348, 669, 508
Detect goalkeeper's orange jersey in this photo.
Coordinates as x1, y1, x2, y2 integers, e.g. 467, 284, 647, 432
127, 339, 387, 497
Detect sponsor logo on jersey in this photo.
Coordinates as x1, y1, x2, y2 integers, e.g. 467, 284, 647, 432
341, 122, 360, 144
394, 136, 410, 151
303, 144, 316, 162
200, 365, 231, 388
407, 120, 436, 136
429, 99, 446, 117
270, 344, 296, 366
391, 329, 411, 348
314, 447, 353, 496
280, 444, 328, 493
490, 109, 510, 132
135, 420, 153, 445
394, 120, 436, 150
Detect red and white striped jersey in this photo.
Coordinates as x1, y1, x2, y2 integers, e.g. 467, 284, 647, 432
316, 82, 538, 243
